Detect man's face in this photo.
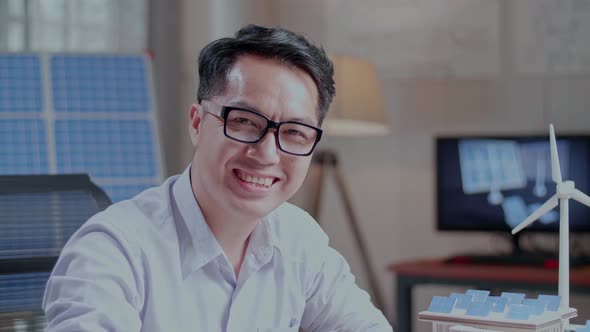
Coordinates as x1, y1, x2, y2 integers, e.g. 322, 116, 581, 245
189, 55, 319, 220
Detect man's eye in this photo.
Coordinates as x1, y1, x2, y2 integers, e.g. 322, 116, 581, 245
286, 129, 304, 136
234, 117, 255, 125
284, 129, 312, 141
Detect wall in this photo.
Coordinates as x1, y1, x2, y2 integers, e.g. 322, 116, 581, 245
149, 0, 183, 175
176, 0, 590, 330
178, 0, 279, 166
277, 1, 590, 330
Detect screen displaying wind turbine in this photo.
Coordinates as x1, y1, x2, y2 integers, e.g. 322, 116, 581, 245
458, 139, 527, 196
520, 139, 570, 188
437, 135, 590, 232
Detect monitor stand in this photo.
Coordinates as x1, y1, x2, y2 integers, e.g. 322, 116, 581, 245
445, 233, 590, 268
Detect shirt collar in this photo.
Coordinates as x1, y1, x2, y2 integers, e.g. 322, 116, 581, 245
249, 211, 281, 265
171, 165, 281, 279
171, 166, 223, 279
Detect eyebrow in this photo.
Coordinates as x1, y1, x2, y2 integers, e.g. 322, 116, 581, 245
228, 101, 318, 126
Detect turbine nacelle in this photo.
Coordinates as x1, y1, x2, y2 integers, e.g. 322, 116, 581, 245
557, 181, 575, 198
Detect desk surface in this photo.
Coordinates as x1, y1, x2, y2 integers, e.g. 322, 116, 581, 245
388, 258, 590, 286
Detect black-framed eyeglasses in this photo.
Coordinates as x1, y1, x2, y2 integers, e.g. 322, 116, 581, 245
201, 100, 323, 156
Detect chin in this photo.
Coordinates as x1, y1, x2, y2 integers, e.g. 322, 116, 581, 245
232, 199, 281, 220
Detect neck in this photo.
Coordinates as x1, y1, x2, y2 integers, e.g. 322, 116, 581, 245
203, 209, 258, 278
189, 166, 259, 268
205, 209, 258, 257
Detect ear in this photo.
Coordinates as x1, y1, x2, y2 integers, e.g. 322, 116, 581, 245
189, 103, 203, 147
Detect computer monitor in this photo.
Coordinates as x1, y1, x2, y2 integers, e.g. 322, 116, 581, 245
436, 135, 590, 235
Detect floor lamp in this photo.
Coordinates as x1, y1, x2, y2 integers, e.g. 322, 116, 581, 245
310, 55, 389, 312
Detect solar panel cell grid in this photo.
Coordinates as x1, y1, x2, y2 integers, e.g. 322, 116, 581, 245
55, 119, 156, 177
0, 55, 43, 113
0, 273, 50, 312
51, 55, 149, 113
0, 119, 49, 174
0, 191, 101, 258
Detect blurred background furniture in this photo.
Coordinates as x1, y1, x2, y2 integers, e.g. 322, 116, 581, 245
0, 174, 111, 331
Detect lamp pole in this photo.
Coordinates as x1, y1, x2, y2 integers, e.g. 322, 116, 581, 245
312, 149, 386, 313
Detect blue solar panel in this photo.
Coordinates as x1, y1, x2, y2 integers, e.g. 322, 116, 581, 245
0, 273, 50, 312
466, 289, 490, 302
51, 55, 149, 113
49, 54, 162, 202
427, 296, 456, 313
578, 321, 590, 332
1, 54, 161, 202
538, 294, 561, 311
523, 299, 546, 315
0, 54, 43, 113
0, 190, 101, 259
505, 304, 532, 320
501, 292, 526, 305
450, 293, 473, 310
55, 119, 157, 178
0, 119, 49, 174
486, 296, 508, 313
465, 301, 492, 317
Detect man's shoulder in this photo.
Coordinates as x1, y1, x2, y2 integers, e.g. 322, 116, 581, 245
80, 176, 177, 243
269, 202, 329, 258
271, 202, 320, 232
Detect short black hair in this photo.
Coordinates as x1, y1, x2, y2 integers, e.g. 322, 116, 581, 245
197, 24, 335, 126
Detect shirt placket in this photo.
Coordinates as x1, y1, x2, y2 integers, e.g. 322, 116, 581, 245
225, 246, 274, 332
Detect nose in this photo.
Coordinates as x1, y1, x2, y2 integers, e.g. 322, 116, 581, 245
246, 130, 280, 164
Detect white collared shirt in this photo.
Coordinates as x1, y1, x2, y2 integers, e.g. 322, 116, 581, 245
42, 167, 392, 331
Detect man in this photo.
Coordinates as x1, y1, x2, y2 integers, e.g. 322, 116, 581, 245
43, 24, 392, 331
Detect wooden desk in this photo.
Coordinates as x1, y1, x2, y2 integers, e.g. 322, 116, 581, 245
388, 259, 590, 332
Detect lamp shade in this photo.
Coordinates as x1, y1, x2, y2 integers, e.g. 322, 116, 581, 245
323, 55, 389, 136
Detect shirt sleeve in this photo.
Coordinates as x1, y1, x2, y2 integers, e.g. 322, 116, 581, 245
42, 221, 144, 332
299, 220, 393, 332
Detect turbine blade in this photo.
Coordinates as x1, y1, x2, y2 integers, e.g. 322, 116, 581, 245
572, 189, 590, 208
550, 124, 563, 183
512, 194, 558, 234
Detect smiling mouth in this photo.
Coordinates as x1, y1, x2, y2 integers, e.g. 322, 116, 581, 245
234, 169, 279, 188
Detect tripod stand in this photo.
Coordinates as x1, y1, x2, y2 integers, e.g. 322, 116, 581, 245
309, 149, 385, 312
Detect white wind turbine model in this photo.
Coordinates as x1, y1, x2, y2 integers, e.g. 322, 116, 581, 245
512, 124, 590, 311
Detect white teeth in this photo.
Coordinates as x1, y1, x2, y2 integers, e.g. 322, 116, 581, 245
237, 171, 274, 187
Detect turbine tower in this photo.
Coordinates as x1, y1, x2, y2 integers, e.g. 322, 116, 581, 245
511, 124, 590, 310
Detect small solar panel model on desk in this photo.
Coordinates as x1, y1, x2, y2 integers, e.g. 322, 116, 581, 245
420, 290, 579, 332
420, 125, 590, 332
